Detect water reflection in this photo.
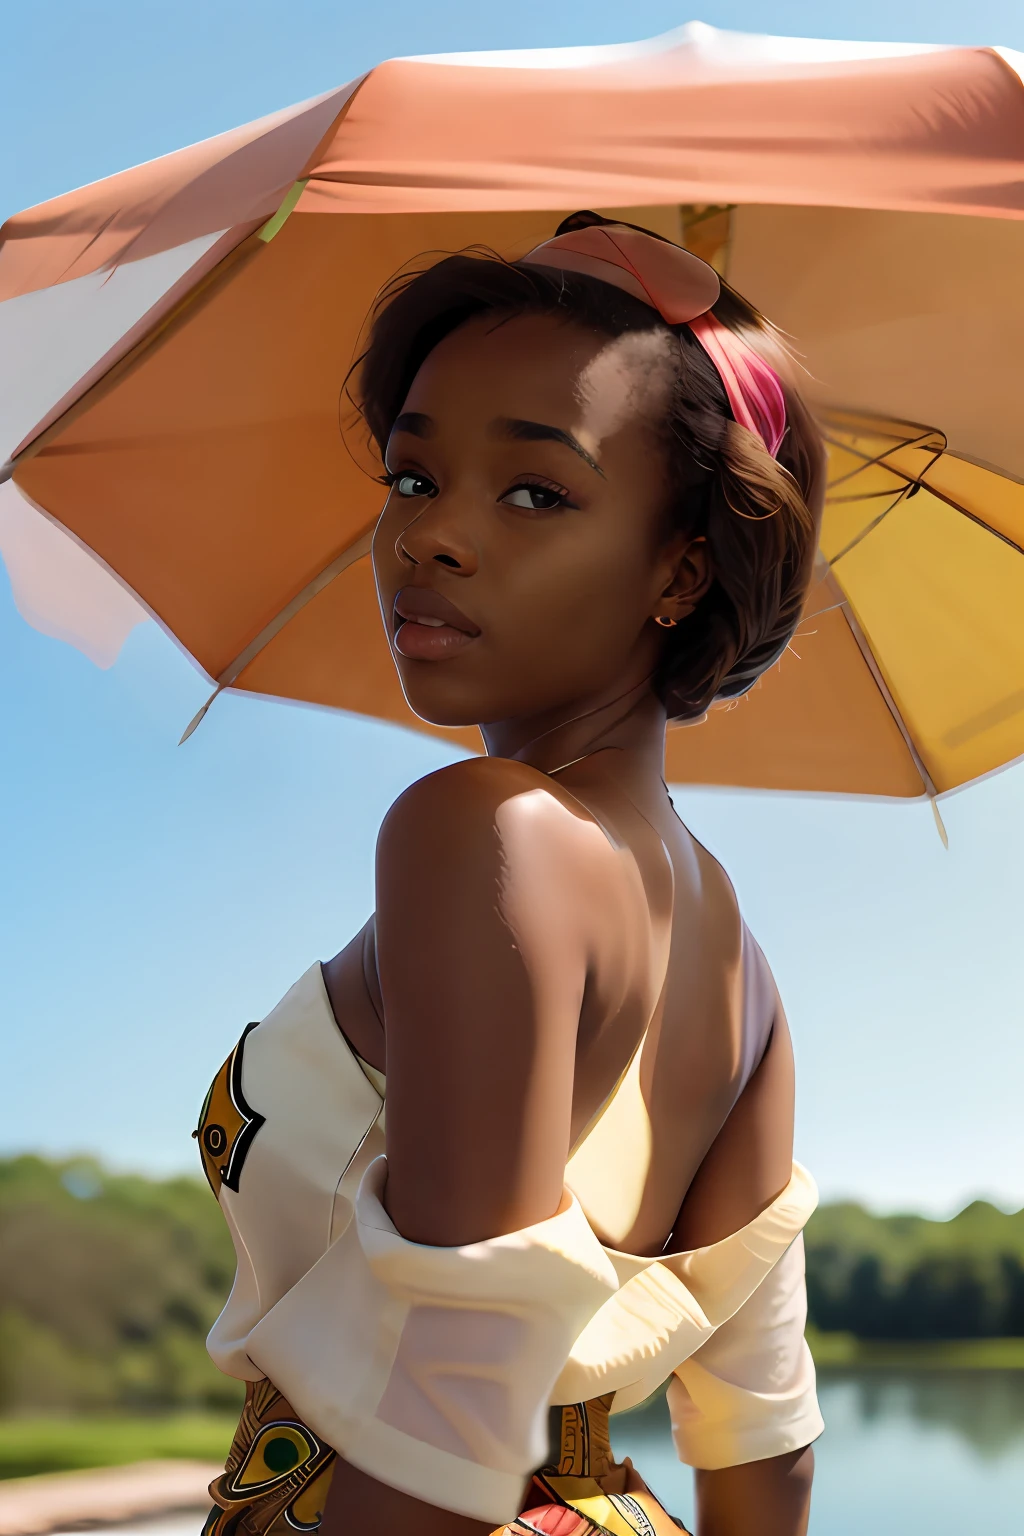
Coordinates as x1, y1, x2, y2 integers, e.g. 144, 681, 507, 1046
832, 1368, 1024, 1460
610, 1369, 1024, 1534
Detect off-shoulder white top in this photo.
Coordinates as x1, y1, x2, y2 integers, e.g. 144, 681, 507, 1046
199, 961, 822, 1526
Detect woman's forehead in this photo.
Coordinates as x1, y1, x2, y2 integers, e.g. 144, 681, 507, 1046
403, 312, 674, 443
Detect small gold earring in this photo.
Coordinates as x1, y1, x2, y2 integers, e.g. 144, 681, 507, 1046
654, 615, 678, 628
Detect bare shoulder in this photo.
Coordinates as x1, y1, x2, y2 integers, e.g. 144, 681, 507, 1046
378, 755, 612, 875
375, 756, 633, 982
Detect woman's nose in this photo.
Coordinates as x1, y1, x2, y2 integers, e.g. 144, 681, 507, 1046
395, 499, 478, 575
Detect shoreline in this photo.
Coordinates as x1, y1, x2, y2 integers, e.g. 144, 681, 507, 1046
807, 1330, 1024, 1370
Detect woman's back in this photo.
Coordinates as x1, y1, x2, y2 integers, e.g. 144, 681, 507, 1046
201, 756, 817, 1536
324, 748, 791, 1261
549, 750, 791, 1257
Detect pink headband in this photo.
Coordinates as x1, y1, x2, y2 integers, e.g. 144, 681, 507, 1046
522, 224, 787, 459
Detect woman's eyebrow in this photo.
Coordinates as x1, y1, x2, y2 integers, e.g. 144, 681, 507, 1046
391, 412, 434, 438
495, 417, 605, 478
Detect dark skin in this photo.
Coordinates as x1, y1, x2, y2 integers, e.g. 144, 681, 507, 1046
319, 313, 813, 1535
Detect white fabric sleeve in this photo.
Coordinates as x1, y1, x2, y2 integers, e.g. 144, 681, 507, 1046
668, 1235, 823, 1470
244, 1156, 620, 1525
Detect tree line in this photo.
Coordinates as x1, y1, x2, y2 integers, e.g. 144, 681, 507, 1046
806, 1196, 1024, 1340
2, 1155, 1022, 1414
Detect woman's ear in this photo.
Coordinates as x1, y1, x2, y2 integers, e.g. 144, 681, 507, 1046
652, 534, 712, 626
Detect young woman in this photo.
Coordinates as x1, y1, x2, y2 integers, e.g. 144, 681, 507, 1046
197, 213, 826, 1536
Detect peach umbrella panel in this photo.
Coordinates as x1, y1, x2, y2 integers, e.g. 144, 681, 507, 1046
2, 21, 1024, 811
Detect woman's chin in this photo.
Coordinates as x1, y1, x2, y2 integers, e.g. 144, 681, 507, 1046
397, 676, 491, 732
394, 654, 566, 733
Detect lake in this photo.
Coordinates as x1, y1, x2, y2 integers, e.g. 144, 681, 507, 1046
610, 1369, 1024, 1533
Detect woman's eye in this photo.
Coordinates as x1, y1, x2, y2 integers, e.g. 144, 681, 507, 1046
500, 483, 568, 512
393, 473, 437, 499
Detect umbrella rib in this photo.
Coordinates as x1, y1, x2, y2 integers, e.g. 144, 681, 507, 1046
826, 487, 913, 505
822, 425, 1024, 557
178, 525, 375, 743
826, 485, 914, 568
821, 427, 945, 491
838, 600, 933, 790
825, 574, 946, 838
826, 458, 1024, 560
904, 477, 1024, 557
822, 425, 945, 566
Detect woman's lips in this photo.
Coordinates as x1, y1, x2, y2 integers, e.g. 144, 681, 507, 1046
394, 621, 476, 661
393, 586, 481, 661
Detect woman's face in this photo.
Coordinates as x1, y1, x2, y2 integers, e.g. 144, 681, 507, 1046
372, 310, 700, 730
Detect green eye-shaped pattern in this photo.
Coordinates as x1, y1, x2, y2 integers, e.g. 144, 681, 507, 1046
231, 1421, 317, 1493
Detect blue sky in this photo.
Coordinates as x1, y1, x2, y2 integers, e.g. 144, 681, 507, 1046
2, 1, 1023, 1214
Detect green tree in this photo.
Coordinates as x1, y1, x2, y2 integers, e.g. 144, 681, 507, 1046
0, 1155, 241, 1413
805, 1198, 1024, 1339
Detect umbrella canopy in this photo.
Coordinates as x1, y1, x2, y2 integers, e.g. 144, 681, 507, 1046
2, 21, 1023, 801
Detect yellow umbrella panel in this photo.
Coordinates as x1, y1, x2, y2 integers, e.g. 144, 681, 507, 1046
818, 413, 1024, 796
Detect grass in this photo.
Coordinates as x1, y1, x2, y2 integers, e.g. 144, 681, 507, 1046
806, 1327, 1024, 1371
0, 1413, 237, 1481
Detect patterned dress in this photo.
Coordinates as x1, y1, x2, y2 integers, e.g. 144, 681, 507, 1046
202, 1382, 689, 1535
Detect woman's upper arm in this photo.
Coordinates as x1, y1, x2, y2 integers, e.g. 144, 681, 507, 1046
670, 1004, 796, 1251
374, 759, 599, 1247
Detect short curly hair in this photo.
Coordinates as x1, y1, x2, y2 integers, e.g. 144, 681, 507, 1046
353, 212, 826, 722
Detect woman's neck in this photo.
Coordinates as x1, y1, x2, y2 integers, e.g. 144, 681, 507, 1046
480, 678, 669, 782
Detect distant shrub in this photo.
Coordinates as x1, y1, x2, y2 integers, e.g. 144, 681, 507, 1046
0, 1155, 242, 1414
804, 1199, 1024, 1340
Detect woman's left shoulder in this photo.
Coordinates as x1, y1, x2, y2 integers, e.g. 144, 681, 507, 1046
378, 756, 613, 873
375, 759, 631, 971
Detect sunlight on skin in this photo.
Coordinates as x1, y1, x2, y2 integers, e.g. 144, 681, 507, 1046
573, 329, 679, 464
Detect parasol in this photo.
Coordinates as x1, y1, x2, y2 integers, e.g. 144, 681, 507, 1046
2, 21, 1023, 817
